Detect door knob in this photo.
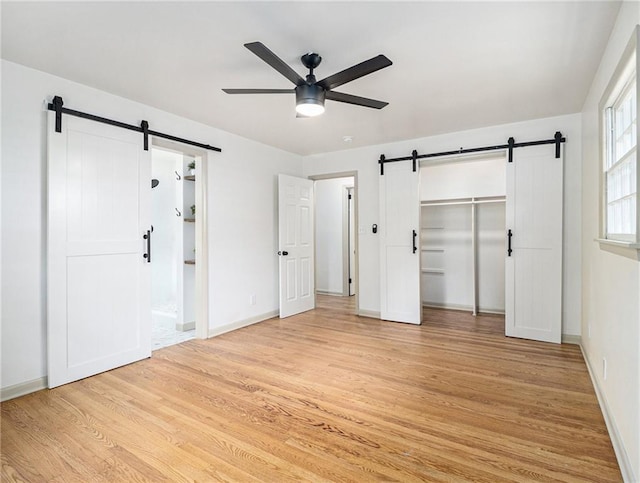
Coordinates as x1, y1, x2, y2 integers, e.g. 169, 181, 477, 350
278, 251, 289, 256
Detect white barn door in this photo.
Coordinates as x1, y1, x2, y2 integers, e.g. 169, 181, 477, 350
48, 113, 152, 388
278, 174, 314, 318
379, 161, 421, 324
506, 144, 563, 343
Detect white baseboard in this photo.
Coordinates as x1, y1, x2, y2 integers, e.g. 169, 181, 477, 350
316, 290, 347, 297
580, 345, 635, 482
422, 302, 505, 315
423, 302, 472, 312
358, 309, 380, 319
561, 334, 581, 345
1, 376, 48, 402
176, 320, 195, 331
208, 310, 279, 338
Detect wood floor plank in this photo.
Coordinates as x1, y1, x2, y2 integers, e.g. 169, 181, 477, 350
1, 297, 621, 481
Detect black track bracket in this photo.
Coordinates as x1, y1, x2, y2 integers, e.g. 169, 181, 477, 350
52, 96, 64, 133
554, 131, 562, 159
507, 137, 515, 163
141, 120, 149, 151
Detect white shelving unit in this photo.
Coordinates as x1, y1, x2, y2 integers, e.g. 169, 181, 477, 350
420, 196, 506, 315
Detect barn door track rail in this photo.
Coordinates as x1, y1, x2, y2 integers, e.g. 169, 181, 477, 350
378, 131, 564, 175
48, 96, 222, 153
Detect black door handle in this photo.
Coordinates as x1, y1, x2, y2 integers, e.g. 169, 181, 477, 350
507, 229, 513, 257
412, 229, 417, 254
143, 229, 151, 263
278, 251, 289, 256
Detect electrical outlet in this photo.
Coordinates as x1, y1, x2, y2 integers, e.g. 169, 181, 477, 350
250, 294, 256, 306
603, 357, 607, 381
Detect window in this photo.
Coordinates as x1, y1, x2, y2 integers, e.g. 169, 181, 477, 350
600, 27, 639, 249
605, 74, 637, 241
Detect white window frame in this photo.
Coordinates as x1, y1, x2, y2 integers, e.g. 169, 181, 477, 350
598, 26, 640, 255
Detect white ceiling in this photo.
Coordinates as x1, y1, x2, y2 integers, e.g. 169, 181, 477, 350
1, 1, 620, 155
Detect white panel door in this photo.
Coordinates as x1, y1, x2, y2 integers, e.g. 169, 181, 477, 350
278, 174, 314, 318
506, 144, 563, 343
380, 162, 421, 324
48, 112, 151, 388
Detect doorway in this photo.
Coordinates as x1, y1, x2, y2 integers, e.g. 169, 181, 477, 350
312, 173, 358, 314
150, 141, 209, 348
150, 148, 195, 349
419, 154, 506, 320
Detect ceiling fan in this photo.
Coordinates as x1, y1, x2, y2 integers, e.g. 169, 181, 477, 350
223, 42, 392, 117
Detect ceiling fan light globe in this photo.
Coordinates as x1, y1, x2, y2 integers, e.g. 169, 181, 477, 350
296, 102, 325, 117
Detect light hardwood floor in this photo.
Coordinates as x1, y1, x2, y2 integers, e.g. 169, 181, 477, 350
1, 296, 621, 481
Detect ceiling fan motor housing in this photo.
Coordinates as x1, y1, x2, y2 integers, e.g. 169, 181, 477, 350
295, 83, 326, 106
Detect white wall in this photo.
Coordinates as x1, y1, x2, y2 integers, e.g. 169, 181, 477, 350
315, 177, 353, 295
580, 5, 640, 480
0, 60, 302, 391
303, 113, 582, 337
151, 148, 180, 310
420, 156, 506, 200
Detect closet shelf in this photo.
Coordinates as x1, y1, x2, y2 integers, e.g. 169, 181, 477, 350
421, 196, 506, 207
184, 218, 195, 223
184, 259, 196, 265
421, 268, 444, 274
422, 226, 444, 230
184, 175, 196, 181
422, 247, 444, 252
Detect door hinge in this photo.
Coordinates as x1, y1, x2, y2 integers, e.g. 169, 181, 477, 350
348, 193, 352, 200
349, 278, 352, 284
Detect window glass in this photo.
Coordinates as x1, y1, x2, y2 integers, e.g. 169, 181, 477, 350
605, 74, 637, 239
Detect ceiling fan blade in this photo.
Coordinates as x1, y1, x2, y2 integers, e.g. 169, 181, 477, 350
325, 91, 388, 109
317, 55, 392, 91
222, 88, 294, 94
244, 42, 305, 86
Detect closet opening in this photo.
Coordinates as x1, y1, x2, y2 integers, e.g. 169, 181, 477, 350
150, 146, 200, 349
420, 153, 506, 325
